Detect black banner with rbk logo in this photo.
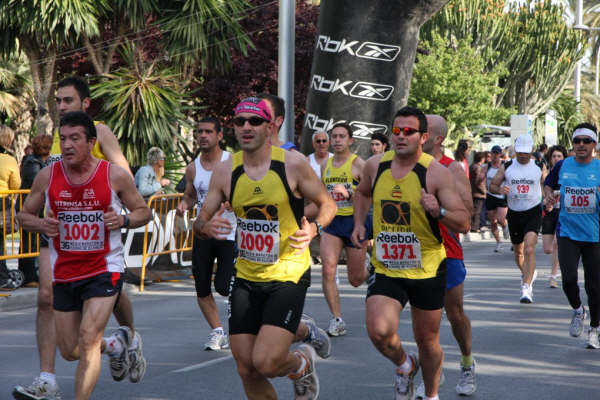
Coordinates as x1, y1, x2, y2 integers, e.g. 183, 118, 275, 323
301, 0, 447, 159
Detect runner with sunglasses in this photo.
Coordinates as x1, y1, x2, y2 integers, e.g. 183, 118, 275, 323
319, 122, 371, 337
489, 135, 545, 304
194, 97, 336, 399
543, 123, 600, 349
351, 106, 470, 400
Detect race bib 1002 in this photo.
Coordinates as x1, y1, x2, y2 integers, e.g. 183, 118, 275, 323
375, 231, 422, 270
564, 186, 597, 214
237, 217, 280, 264
58, 210, 105, 251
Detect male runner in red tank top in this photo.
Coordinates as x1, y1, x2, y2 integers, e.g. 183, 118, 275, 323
18, 111, 151, 400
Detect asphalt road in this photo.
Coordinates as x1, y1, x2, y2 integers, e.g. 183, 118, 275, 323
1, 237, 599, 399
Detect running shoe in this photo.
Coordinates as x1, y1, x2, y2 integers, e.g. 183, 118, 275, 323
456, 360, 477, 396
394, 353, 419, 400
302, 315, 331, 359
586, 327, 600, 349
128, 331, 147, 383
13, 377, 62, 400
108, 326, 132, 381
570, 307, 586, 337
494, 243, 502, 253
462, 232, 471, 242
549, 275, 559, 288
519, 284, 533, 304
204, 328, 229, 351
502, 224, 509, 240
327, 317, 346, 337
291, 344, 319, 400
415, 372, 445, 399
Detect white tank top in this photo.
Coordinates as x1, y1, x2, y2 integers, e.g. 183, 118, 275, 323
486, 163, 505, 199
504, 159, 542, 211
308, 152, 332, 179
194, 151, 236, 241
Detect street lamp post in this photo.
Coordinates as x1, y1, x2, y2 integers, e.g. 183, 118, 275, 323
574, 0, 600, 101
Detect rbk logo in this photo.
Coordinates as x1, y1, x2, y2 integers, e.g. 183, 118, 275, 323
349, 121, 388, 138
316, 36, 401, 62
349, 82, 394, 101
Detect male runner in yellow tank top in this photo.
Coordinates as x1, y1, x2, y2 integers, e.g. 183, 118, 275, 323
194, 97, 336, 400
351, 106, 470, 400
13, 76, 142, 400
319, 122, 370, 337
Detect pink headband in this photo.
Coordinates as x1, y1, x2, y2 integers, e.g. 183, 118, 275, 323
234, 97, 272, 121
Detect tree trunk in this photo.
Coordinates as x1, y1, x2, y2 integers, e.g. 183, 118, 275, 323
20, 35, 57, 136
300, 0, 449, 157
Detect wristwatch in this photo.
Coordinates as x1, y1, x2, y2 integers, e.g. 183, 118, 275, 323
314, 221, 323, 236
122, 213, 130, 229
436, 207, 447, 220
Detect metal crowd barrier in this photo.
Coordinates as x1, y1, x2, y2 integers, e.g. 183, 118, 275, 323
140, 193, 197, 292
0, 189, 40, 262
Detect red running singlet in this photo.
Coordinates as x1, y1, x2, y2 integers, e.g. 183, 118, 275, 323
438, 155, 464, 260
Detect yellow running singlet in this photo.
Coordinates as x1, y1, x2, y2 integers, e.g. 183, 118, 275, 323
371, 151, 446, 279
230, 146, 309, 283
322, 154, 358, 216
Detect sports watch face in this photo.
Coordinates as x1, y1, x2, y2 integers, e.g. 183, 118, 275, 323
380, 200, 410, 226
243, 204, 278, 221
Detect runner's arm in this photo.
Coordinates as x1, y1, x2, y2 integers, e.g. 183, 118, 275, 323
96, 124, 133, 176
426, 163, 470, 233
176, 163, 197, 216
449, 161, 473, 216
193, 159, 231, 237
351, 155, 378, 248
17, 167, 55, 234
488, 165, 506, 195
111, 166, 152, 228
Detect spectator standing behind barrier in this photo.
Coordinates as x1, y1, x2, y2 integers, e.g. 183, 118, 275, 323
134, 147, 171, 198
469, 152, 487, 233
0, 125, 21, 289
17, 135, 53, 287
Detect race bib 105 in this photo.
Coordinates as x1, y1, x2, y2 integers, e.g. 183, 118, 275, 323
564, 187, 596, 214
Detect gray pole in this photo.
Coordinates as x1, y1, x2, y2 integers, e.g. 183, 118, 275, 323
278, 0, 295, 144
575, 0, 583, 106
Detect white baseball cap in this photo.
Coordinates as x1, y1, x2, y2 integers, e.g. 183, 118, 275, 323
514, 134, 533, 153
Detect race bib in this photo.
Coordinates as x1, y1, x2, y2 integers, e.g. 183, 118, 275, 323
58, 210, 105, 251
511, 184, 533, 200
237, 217, 280, 264
564, 186, 597, 214
375, 231, 422, 270
327, 183, 353, 209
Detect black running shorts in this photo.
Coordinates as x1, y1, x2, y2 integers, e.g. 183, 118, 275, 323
507, 205, 542, 244
53, 271, 123, 312
191, 237, 236, 298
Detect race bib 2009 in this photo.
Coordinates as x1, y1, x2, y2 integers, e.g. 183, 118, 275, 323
237, 217, 280, 264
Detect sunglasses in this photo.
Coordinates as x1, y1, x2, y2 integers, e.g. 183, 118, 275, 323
573, 137, 594, 145
315, 139, 328, 144
392, 126, 422, 136
232, 116, 268, 127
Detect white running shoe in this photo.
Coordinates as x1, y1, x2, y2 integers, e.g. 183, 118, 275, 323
549, 275, 559, 288
415, 372, 445, 399
570, 307, 586, 337
204, 328, 229, 351
128, 331, 147, 383
494, 243, 502, 253
302, 315, 331, 359
519, 284, 533, 304
12, 377, 62, 400
394, 353, 419, 400
456, 360, 477, 395
108, 326, 132, 381
327, 317, 346, 337
291, 344, 319, 400
586, 327, 600, 349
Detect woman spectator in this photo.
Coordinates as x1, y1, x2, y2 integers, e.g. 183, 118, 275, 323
17, 135, 52, 287
542, 145, 568, 288
454, 139, 470, 178
135, 147, 171, 199
0, 125, 21, 289
469, 152, 487, 233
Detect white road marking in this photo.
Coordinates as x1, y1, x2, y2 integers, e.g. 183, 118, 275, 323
171, 355, 233, 373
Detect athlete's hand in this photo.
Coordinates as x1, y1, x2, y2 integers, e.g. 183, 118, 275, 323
332, 184, 350, 199
350, 223, 367, 249
176, 201, 188, 217
544, 193, 555, 212
501, 185, 510, 195
289, 216, 313, 254
43, 209, 60, 237
420, 188, 441, 218
104, 206, 124, 230
203, 202, 232, 240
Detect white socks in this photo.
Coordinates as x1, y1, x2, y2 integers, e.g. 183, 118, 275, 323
39, 372, 57, 386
